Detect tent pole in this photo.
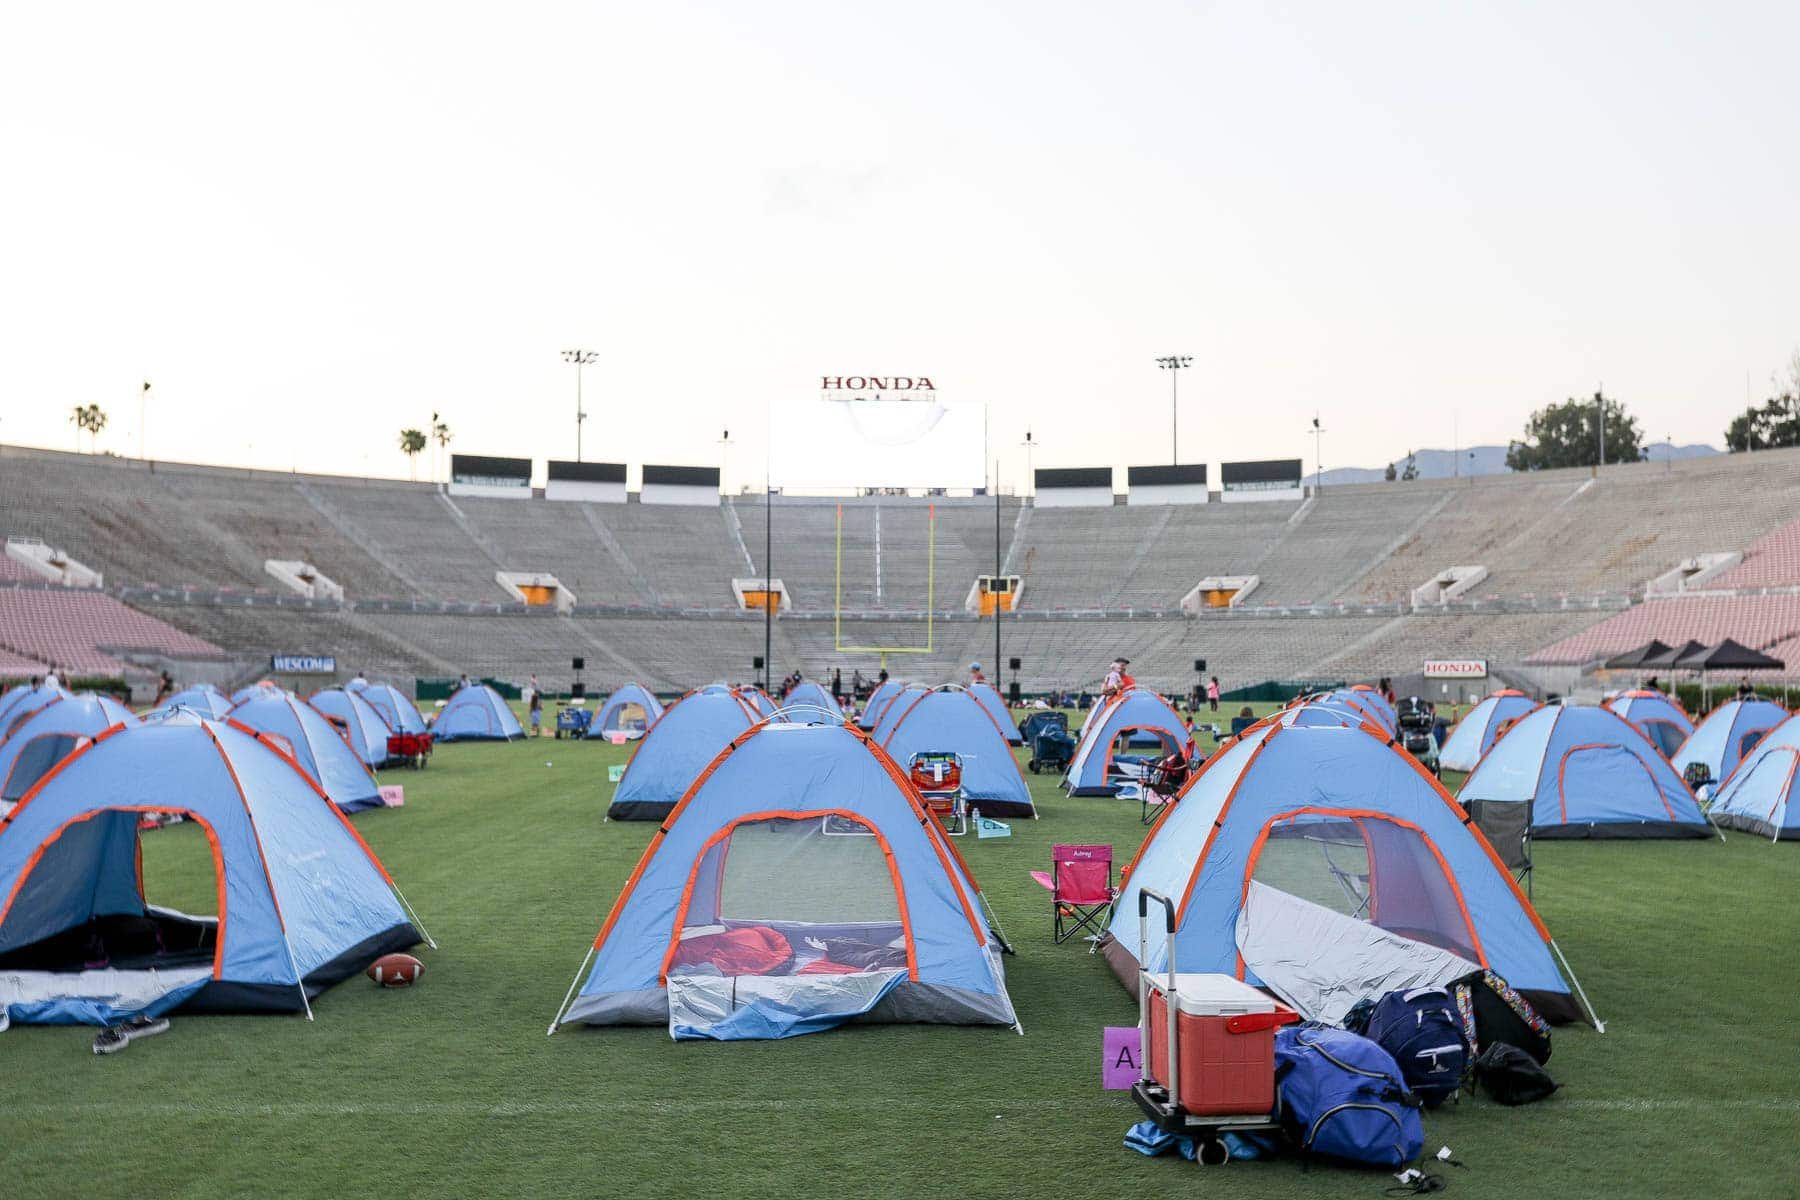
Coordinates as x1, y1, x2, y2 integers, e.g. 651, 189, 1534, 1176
1549, 938, 1604, 1033
280, 935, 316, 1023
389, 882, 438, 949
547, 946, 596, 1036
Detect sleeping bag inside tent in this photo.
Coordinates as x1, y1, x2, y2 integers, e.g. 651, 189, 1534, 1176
1672, 698, 1790, 789
1707, 712, 1800, 839
1458, 704, 1710, 839
556, 723, 1016, 1039
351, 682, 428, 736
1105, 720, 1585, 1025
1606, 689, 1695, 758
432, 683, 524, 742
308, 687, 395, 767
0, 715, 422, 1026
0, 694, 139, 805
1063, 688, 1195, 796
228, 691, 384, 814
587, 683, 665, 740
881, 688, 1035, 818
607, 688, 761, 821
1439, 690, 1538, 772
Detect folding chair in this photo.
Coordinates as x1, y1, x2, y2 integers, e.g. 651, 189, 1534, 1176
909, 751, 966, 836
1029, 844, 1117, 946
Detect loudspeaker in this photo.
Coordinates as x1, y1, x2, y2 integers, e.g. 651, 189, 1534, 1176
1008, 681, 1021, 705
571, 682, 586, 699
1008, 657, 1021, 671
753, 656, 765, 670
1194, 658, 1207, 673
572, 656, 585, 671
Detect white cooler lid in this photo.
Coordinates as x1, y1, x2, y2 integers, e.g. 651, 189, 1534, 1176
1146, 972, 1276, 1016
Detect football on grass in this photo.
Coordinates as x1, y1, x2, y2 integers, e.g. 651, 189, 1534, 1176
367, 953, 424, 987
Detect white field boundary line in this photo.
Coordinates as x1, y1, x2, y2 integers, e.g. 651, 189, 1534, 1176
15, 1097, 1800, 1118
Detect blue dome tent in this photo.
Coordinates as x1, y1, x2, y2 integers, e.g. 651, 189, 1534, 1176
1105, 720, 1594, 1027
229, 691, 384, 814
432, 683, 524, 743
607, 688, 760, 821
870, 685, 929, 743
308, 687, 396, 767
350, 682, 427, 736
857, 680, 907, 730
881, 688, 1035, 818
152, 684, 234, 721
1707, 712, 1800, 839
0, 694, 139, 805
780, 680, 842, 722
586, 684, 666, 740
554, 723, 1017, 1039
0, 715, 427, 1026
1439, 690, 1539, 772
967, 683, 1022, 745
1672, 698, 1790, 790
1606, 690, 1695, 758
1458, 705, 1710, 839
0, 683, 69, 739
1063, 688, 1195, 797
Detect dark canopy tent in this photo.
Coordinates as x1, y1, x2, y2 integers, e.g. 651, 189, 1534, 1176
1604, 640, 1674, 669
1640, 640, 1708, 670
1672, 639, 1786, 672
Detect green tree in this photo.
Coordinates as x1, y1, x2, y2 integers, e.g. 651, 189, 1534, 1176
431, 412, 453, 480
1505, 391, 1642, 471
1384, 461, 1397, 482
398, 428, 427, 479
1724, 393, 1800, 451
1400, 452, 1418, 482
69, 403, 107, 452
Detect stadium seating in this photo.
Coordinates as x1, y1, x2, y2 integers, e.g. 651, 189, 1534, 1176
0, 587, 226, 677
9, 441, 1800, 695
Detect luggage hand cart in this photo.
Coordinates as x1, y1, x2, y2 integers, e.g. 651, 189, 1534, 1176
555, 705, 593, 739
1131, 889, 1296, 1166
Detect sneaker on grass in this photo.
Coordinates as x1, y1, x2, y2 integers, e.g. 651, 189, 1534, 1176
123, 1013, 171, 1042
92, 1026, 130, 1055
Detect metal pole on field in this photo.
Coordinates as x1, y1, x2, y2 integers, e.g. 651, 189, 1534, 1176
1156, 355, 1191, 465
562, 349, 598, 461
994, 459, 1002, 677
764, 444, 773, 693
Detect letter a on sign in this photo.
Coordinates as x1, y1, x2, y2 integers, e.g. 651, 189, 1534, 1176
1103, 1026, 1141, 1090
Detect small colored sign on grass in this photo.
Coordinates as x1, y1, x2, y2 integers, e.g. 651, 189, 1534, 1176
379, 785, 405, 808
607, 764, 626, 783
1103, 1026, 1141, 1089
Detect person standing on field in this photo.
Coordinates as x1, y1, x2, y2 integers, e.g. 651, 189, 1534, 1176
525, 675, 542, 736
1207, 675, 1221, 712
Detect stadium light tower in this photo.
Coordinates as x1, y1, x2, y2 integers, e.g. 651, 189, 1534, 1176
1310, 413, 1327, 491
1019, 430, 1037, 494
1155, 355, 1192, 465
561, 349, 598, 461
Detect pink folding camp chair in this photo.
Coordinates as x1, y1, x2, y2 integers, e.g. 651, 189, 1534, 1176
1029, 844, 1117, 946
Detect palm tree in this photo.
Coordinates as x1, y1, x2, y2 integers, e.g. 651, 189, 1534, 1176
69, 404, 107, 452
398, 428, 427, 480
431, 413, 453, 481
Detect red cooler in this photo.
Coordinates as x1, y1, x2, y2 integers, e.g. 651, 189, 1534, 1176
1145, 973, 1294, 1116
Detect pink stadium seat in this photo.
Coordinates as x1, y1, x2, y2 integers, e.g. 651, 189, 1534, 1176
1709, 517, 1800, 591
0, 588, 226, 675
1529, 595, 1800, 671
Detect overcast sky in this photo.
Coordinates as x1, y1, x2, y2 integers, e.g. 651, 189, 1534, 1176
2, 1, 1795, 490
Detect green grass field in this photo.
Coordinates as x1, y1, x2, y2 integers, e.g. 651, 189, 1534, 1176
6, 706, 1799, 1199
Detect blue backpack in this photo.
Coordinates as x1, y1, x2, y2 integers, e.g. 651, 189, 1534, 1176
1364, 986, 1470, 1107
1274, 1025, 1424, 1167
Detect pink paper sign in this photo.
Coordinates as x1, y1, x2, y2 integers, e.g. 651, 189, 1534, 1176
1103, 1026, 1141, 1090
378, 785, 405, 808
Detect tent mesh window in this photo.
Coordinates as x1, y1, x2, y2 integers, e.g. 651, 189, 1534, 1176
0, 813, 219, 972
1247, 814, 1480, 962
670, 815, 909, 979
2, 733, 84, 802
1641, 720, 1687, 758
